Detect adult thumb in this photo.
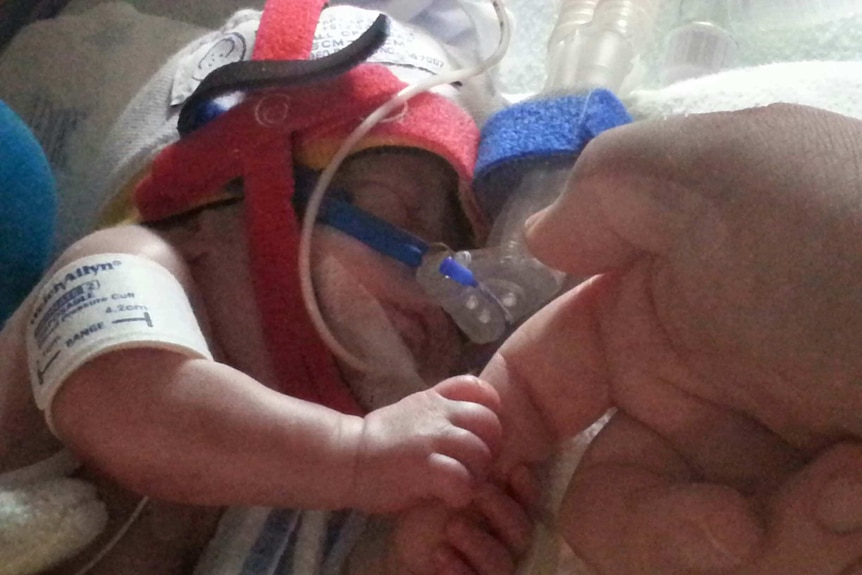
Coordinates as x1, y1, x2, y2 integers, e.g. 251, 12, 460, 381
523, 113, 728, 276
523, 104, 847, 277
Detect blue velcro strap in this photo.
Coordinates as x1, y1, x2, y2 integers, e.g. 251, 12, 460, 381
474, 89, 631, 218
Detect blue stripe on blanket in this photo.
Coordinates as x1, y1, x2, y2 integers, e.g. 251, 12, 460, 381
235, 508, 367, 575
323, 510, 350, 557
320, 511, 367, 575
240, 509, 300, 575
274, 510, 303, 574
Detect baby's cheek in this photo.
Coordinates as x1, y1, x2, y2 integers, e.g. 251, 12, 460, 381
311, 229, 465, 384
310, 233, 408, 352
310, 229, 415, 310
311, 231, 383, 305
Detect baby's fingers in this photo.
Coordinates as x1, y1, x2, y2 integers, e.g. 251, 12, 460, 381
425, 453, 480, 508
441, 516, 518, 575
425, 426, 502, 507
472, 482, 534, 556
434, 376, 503, 453
434, 376, 502, 413
446, 403, 502, 463
432, 377, 504, 487
432, 481, 536, 574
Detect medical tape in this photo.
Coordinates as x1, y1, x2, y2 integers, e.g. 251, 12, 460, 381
26, 253, 212, 435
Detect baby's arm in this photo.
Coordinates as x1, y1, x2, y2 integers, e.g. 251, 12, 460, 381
20, 225, 501, 512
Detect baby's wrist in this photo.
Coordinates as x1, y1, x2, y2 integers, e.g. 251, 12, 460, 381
335, 414, 366, 507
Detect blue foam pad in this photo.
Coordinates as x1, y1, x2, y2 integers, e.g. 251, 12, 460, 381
0, 100, 56, 326
474, 88, 631, 219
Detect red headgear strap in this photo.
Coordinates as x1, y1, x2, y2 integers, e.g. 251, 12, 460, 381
254, 0, 322, 61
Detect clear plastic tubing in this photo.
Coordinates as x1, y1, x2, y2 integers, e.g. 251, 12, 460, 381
660, 0, 738, 85
545, 0, 662, 93
546, 0, 600, 89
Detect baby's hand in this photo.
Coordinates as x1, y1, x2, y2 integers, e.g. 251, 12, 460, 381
349, 376, 502, 513
388, 470, 538, 575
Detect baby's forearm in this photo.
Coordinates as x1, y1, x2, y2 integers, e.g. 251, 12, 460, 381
52, 348, 364, 509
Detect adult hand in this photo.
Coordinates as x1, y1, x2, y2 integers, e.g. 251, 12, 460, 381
485, 104, 862, 573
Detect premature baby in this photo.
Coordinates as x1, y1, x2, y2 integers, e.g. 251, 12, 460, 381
0, 1, 530, 574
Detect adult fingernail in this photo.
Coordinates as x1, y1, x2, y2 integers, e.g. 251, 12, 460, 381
817, 475, 862, 533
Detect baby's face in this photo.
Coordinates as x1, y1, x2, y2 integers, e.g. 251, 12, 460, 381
166, 150, 471, 407
312, 150, 471, 406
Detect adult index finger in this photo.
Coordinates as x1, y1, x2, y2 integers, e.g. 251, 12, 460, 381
479, 274, 617, 475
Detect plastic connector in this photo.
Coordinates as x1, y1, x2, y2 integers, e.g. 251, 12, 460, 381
454, 243, 564, 323
661, 0, 737, 85
431, 161, 570, 343
661, 22, 737, 85
417, 247, 511, 344
416, 242, 565, 345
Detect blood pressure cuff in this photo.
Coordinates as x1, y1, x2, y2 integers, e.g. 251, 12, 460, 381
26, 254, 212, 435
